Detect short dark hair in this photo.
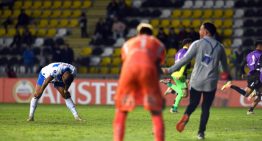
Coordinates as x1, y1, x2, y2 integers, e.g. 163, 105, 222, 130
203, 22, 217, 36
181, 38, 192, 46
255, 40, 262, 47
139, 27, 153, 35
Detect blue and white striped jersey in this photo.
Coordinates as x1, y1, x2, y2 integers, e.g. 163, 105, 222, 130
40, 62, 76, 82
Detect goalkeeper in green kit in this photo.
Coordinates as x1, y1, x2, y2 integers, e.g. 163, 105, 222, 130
160, 38, 192, 113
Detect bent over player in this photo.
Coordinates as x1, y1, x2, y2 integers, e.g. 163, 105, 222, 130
113, 23, 166, 141
27, 62, 82, 121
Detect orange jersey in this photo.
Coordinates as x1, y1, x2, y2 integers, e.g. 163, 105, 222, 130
115, 35, 166, 112
121, 35, 166, 67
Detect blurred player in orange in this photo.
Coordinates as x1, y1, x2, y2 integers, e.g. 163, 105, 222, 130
113, 23, 166, 141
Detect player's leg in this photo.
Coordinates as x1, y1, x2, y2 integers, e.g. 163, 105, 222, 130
247, 94, 261, 115
142, 86, 165, 141
113, 109, 128, 141
248, 87, 262, 114
247, 89, 257, 101
27, 73, 45, 121
171, 92, 182, 113
221, 81, 253, 97
114, 66, 137, 141
150, 110, 164, 141
221, 81, 232, 90
115, 66, 138, 112
164, 87, 175, 95
224, 74, 260, 97
184, 87, 202, 115
176, 87, 202, 132
55, 85, 81, 120
246, 78, 261, 101
168, 82, 181, 113
140, 65, 165, 141
171, 89, 187, 113
171, 78, 187, 113
164, 81, 181, 112
198, 89, 216, 139
232, 86, 253, 97
182, 81, 189, 98
160, 78, 175, 95
27, 84, 42, 121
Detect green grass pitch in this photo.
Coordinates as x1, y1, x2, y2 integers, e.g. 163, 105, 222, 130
0, 103, 261, 141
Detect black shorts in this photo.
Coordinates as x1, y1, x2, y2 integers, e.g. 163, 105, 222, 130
52, 81, 64, 88
247, 72, 262, 90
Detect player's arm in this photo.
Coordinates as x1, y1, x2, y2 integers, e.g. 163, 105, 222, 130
162, 41, 198, 74
38, 76, 53, 94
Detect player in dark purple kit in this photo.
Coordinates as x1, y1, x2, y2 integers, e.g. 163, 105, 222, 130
222, 40, 262, 114
160, 38, 192, 113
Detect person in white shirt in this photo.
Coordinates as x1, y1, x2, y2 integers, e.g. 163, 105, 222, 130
27, 62, 82, 121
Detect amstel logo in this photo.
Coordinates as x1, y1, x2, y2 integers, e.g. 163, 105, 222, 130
13, 80, 34, 103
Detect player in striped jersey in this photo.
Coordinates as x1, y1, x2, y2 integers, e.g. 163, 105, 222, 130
27, 62, 82, 121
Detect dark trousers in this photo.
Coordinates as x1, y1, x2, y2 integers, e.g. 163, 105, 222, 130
81, 27, 88, 38
184, 87, 216, 133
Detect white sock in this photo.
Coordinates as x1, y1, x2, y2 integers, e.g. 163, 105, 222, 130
29, 97, 39, 117
65, 98, 78, 118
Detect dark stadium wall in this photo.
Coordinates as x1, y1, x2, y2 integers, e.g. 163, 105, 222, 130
0, 78, 261, 108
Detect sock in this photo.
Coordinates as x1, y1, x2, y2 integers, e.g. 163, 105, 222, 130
174, 92, 183, 108
248, 107, 254, 111
65, 98, 78, 117
113, 110, 127, 141
151, 112, 164, 141
249, 100, 259, 112
167, 82, 172, 87
230, 85, 247, 96
29, 97, 39, 117
172, 105, 177, 111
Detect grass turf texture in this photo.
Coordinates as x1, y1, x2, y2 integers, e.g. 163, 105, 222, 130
0, 103, 261, 141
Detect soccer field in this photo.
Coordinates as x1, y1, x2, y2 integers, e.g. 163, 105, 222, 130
0, 104, 261, 141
